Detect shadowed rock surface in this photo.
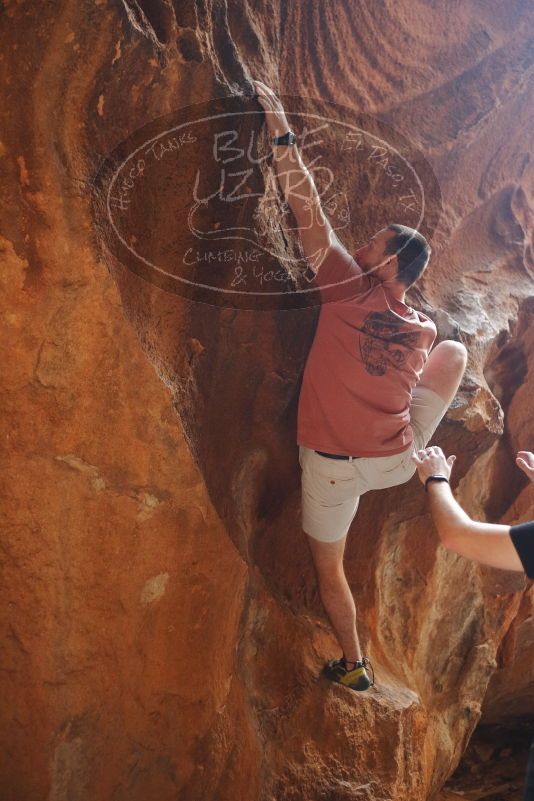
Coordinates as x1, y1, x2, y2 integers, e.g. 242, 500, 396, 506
436, 721, 534, 801
1, 1, 533, 799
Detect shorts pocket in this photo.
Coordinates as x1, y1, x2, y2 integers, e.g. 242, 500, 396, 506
379, 453, 408, 474
364, 448, 417, 491
371, 445, 413, 475
304, 466, 358, 507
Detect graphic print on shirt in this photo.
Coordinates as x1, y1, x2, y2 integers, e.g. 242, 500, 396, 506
359, 310, 422, 376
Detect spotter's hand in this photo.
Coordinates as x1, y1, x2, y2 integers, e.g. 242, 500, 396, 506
411, 445, 456, 485
516, 450, 534, 483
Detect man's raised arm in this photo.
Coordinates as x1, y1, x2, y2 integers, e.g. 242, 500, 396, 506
272, 143, 337, 270
253, 79, 353, 274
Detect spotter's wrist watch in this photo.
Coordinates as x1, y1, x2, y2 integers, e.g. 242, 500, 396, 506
424, 475, 450, 492
272, 130, 297, 146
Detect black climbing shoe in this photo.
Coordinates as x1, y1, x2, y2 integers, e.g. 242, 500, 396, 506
323, 656, 375, 691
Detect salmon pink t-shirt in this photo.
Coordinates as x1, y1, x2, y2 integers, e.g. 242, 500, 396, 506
297, 243, 437, 457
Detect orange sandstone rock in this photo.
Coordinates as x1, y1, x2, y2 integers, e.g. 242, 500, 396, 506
1, 2, 533, 800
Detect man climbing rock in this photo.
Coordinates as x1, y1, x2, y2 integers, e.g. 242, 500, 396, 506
253, 79, 468, 692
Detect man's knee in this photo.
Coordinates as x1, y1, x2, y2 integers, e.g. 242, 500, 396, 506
438, 340, 468, 371
418, 339, 467, 402
428, 340, 468, 384
307, 541, 346, 586
317, 567, 347, 596
315, 560, 346, 593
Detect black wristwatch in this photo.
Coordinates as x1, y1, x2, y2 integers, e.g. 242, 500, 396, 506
424, 475, 450, 492
273, 130, 297, 146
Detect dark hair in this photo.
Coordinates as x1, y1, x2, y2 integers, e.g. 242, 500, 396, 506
384, 224, 431, 288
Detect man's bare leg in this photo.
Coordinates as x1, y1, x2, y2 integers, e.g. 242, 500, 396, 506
417, 340, 468, 406
306, 532, 362, 665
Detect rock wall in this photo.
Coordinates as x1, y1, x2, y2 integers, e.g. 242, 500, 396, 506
1, 1, 533, 800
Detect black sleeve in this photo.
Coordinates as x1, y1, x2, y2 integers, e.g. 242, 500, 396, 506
509, 520, 534, 579
524, 738, 534, 799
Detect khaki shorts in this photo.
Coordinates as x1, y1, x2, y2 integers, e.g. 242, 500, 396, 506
299, 385, 449, 543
